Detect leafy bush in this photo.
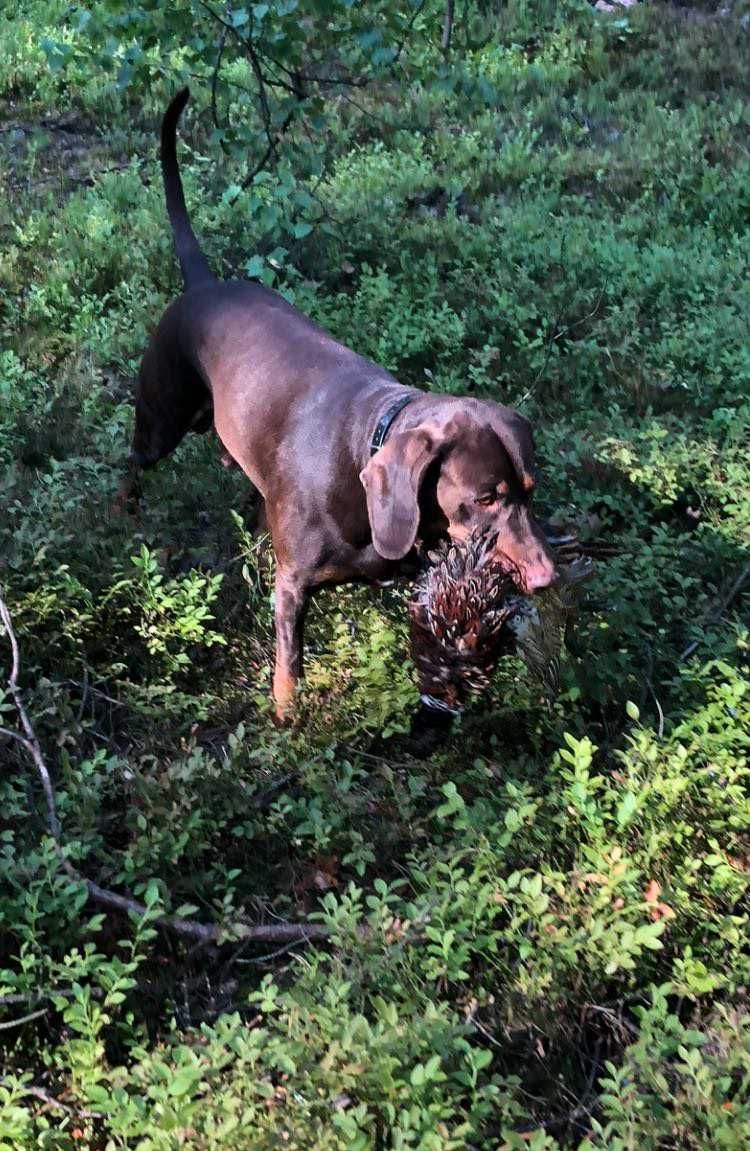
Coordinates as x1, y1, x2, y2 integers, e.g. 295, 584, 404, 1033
1, 1, 749, 1148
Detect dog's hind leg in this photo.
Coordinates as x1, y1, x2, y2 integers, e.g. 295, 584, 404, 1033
115, 343, 211, 514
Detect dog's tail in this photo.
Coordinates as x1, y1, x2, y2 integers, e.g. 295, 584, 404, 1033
161, 88, 214, 289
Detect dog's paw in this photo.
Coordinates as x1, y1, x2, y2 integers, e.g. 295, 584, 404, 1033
369, 702, 456, 761
272, 672, 298, 724
110, 490, 141, 522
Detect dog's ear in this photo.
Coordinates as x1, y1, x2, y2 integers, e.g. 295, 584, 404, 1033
483, 403, 537, 491
360, 428, 441, 560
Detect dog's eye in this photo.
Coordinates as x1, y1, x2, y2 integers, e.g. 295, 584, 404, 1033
475, 491, 498, 507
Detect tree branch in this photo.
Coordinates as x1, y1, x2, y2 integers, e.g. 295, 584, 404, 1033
392, 0, 429, 66
197, 0, 374, 187
211, 24, 230, 152
0, 590, 329, 949
240, 105, 296, 189
198, 0, 279, 164
442, 0, 455, 54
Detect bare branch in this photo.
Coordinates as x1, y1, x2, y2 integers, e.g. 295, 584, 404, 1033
0, 596, 61, 840
198, 1, 277, 146
197, 0, 378, 188
442, 0, 455, 53
240, 105, 296, 189
393, 0, 429, 66
245, 37, 275, 153
0, 588, 329, 950
679, 560, 750, 662
211, 24, 230, 151
0, 1008, 48, 1031
257, 44, 364, 91
0, 1080, 102, 1120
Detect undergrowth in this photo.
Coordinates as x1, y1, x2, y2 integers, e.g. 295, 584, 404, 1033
0, 1, 749, 1147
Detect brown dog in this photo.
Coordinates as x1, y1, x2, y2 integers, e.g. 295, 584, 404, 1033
124, 89, 556, 716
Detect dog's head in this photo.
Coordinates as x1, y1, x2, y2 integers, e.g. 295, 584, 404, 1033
360, 401, 555, 594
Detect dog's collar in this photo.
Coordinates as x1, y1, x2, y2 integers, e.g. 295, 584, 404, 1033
370, 393, 416, 456
420, 693, 462, 716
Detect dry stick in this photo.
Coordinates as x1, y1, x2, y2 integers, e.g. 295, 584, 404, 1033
679, 560, 750, 662
0, 1007, 48, 1031
442, 0, 455, 53
0, 592, 328, 949
0, 1081, 102, 1121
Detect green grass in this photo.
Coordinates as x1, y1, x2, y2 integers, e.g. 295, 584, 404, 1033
0, 2, 749, 1148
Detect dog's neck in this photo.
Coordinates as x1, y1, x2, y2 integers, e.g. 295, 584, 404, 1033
369, 393, 416, 456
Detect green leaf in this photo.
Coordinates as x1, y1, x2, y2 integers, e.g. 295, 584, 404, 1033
424, 1054, 442, 1080
168, 1069, 202, 1097
616, 790, 638, 827
435, 782, 465, 820
144, 880, 161, 908
246, 255, 265, 279
634, 921, 666, 950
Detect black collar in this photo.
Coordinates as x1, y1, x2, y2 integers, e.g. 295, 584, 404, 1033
370, 393, 415, 456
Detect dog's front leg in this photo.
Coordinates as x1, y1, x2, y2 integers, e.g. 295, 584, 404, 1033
273, 569, 307, 719
112, 454, 144, 517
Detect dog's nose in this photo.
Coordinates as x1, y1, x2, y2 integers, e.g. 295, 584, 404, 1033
523, 557, 557, 593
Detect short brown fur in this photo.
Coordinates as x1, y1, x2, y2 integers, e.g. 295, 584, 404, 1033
123, 89, 557, 716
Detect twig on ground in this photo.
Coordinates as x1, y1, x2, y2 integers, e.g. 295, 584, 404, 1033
540, 1102, 594, 1136
584, 1002, 638, 1039
0, 589, 329, 951
0, 1008, 48, 1031
64, 679, 125, 708
679, 560, 750, 663
251, 771, 298, 809
0, 1081, 102, 1120
0, 988, 100, 1009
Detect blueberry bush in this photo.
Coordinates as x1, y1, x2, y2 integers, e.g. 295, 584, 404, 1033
1, 1, 749, 1146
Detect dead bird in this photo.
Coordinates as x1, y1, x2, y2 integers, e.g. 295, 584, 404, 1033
409, 528, 594, 712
